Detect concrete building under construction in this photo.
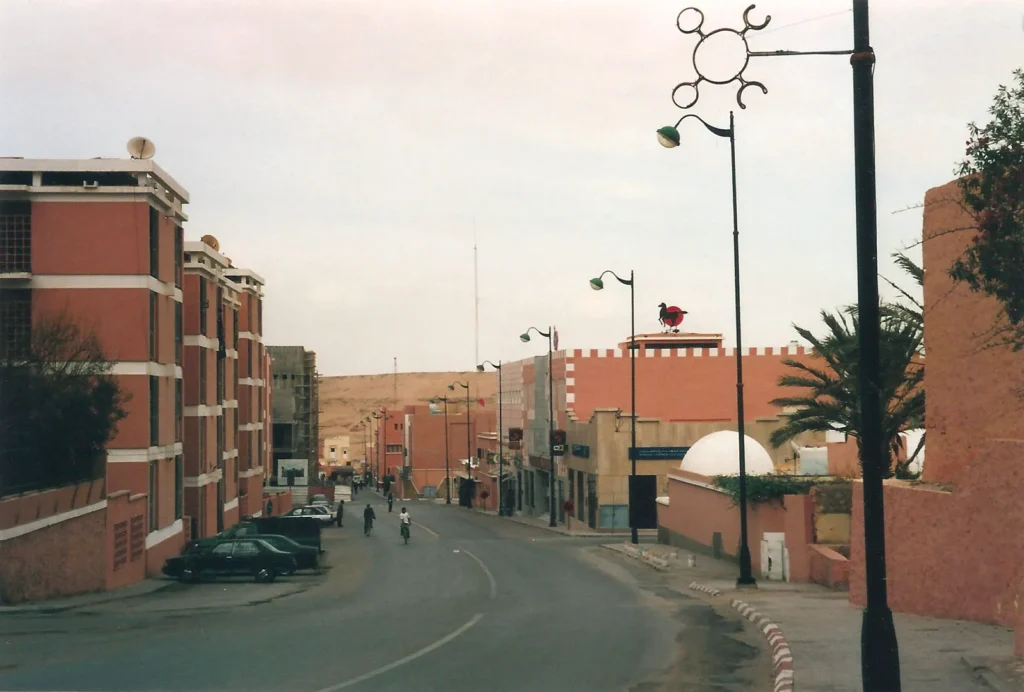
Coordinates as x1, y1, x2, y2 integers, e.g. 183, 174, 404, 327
267, 346, 320, 482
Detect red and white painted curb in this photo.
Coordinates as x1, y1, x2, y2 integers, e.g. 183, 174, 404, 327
688, 582, 795, 692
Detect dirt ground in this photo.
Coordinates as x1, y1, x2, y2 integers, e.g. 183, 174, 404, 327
319, 370, 498, 442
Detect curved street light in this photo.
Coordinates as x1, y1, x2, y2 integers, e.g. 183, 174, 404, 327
657, 111, 756, 591
589, 269, 638, 544
520, 326, 556, 528
477, 360, 504, 515
430, 396, 452, 504
449, 380, 473, 505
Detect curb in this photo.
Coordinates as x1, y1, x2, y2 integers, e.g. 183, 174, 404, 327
961, 655, 1016, 692
688, 582, 794, 692
0, 579, 177, 614
614, 543, 670, 571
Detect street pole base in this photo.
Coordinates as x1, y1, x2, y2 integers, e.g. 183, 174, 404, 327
861, 604, 902, 692
736, 576, 758, 590
630, 528, 639, 545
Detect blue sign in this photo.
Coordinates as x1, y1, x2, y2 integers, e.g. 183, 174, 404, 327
571, 444, 590, 458
629, 446, 690, 461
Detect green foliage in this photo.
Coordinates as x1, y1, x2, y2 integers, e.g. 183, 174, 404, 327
0, 311, 129, 495
712, 474, 813, 505
813, 482, 853, 514
768, 294, 924, 479
952, 68, 1024, 349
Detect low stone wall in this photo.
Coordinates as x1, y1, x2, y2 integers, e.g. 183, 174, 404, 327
807, 544, 850, 590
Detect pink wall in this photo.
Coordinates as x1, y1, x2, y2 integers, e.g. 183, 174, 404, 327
659, 471, 788, 569
850, 439, 1024, 627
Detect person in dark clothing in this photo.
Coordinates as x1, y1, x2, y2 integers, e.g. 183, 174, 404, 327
266, 498, 273, 517
336, 500, 344, 527
387, 491, 394, 512
363, 504, 376, 536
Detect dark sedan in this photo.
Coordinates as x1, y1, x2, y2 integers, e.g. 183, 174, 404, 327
163, 538, 296, 583
182, 534, 318, 574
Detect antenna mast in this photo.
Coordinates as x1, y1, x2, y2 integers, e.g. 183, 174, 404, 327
474, 221, 479, 367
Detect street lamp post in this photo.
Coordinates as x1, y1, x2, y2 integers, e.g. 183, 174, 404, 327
432, 397, 452, 504
664, 3, 898, 688
478, 360, 503, 515
449, 380, 472, 505
365, 415, 374, 487
371, 411, 383, 491
589, 270, 638, 545
656, 113, 755, 587
520, 326, 556, 528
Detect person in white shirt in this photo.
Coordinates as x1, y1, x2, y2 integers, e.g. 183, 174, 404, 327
399, 508, 411, 525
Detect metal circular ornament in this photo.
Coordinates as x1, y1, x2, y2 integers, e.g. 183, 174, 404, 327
670, 3, 772, 110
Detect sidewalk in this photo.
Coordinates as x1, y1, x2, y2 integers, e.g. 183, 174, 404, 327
471, 505, 658, 538
0, 578, 174, 614
608, 542, 1015, 692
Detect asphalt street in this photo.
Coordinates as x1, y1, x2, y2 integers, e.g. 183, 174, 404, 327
0, 493, 767, 691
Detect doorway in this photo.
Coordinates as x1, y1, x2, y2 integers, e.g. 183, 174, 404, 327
629, 475, 658, 529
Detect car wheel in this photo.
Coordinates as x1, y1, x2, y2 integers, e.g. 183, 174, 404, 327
255, 567, 276, 583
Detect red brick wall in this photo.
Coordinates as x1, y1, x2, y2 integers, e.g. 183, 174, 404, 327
920, 181, 1024, 485
850, 439, 1024, 626
0, 505, 107, 604
564, 346, 815, 424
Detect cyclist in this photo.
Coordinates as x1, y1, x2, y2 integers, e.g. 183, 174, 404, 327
399, 507, 411, 543
363, 503, 376, 536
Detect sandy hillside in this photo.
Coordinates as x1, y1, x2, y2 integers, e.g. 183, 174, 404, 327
319, 371, 498, 444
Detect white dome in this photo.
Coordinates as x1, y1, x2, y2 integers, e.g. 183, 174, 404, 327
681, 431, 775, 477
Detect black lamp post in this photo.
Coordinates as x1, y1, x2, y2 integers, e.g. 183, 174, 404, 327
665, 3, 898, 688
589, 270, 638, 545
449, 380, 472, 504
656, 113, 755, 587
432, 396, 452, 504
371, 410, 384, 491
477, 360, 503, 515
520, 326, 556, 528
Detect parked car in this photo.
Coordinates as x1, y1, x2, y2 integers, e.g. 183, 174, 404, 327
163, 538, 296, 583
182, 533, 319, 573
184, 519, 323, 554
283, 506, 335, 524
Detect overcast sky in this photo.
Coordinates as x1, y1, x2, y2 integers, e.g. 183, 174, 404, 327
1, 0, 1019, 376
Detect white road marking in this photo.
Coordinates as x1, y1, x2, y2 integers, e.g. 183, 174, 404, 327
314, 613, 484, 692
413, 521, 439, 538
462, 549, 497, 600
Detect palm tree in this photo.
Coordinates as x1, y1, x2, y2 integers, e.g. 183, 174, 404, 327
769, 304, 925, 479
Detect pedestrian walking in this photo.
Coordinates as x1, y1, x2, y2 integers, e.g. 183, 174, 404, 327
266, 498, 273, 517
336, 500, 344, 527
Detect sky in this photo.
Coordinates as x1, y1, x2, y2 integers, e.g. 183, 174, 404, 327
1, 0, 1020, 376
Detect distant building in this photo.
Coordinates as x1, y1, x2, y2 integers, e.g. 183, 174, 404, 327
268, 346, 320, 481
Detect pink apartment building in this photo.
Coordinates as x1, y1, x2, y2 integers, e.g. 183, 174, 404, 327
0, 157, 188, 591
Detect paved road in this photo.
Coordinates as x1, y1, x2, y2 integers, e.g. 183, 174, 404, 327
0, 493, 766, 691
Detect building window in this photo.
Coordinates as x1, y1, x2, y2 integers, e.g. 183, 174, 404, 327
199, 350, 207, 406
0, 288, 31, 360
149, 376, 159, 447
218, 414, 225, 461
174, 454, 183, 520
233, 311, 239, 349
0, 200, 31, 274
257, 299, 263, 336
258, 436, 263, 470
149, 206, 159, 279
149, 292, 158, 362
175, 379, 182, 441
148, 460, 157, 529
173, 225, 183, 288
257, 387, 263, 424
199, 278, 208, 337
247, 341, 252, 377
174, 301, 182, 365
386, 444, 402, 454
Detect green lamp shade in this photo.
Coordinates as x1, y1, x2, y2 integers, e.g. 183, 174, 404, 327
589, 277, 604, 291
519, 333, 531, 343
657, 126, 681, 148
448, 384, 455, 391
476, 364, 485, 372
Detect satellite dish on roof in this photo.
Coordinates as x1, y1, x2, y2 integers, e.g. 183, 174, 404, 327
127, 137, 156, 160
200, 235, 220, 251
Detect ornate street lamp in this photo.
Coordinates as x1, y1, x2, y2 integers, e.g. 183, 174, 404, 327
665, 3, 897, 688
520, 326, 557, 528
590, 270, 639, 545
430, 396, 452, 504
449, 380, 472, 505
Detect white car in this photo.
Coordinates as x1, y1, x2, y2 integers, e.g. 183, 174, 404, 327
284, 506, 335, 524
